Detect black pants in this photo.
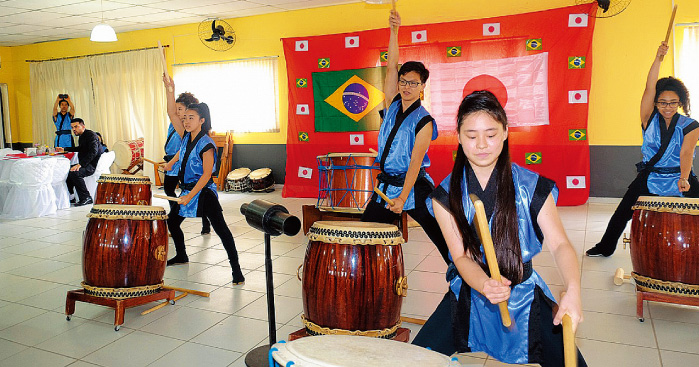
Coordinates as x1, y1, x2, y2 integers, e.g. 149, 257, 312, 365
412, 290, 587, 367
596, 173, 699, 253
66, 165, 95, 201
361, 177, 451, 264
164, 174, 210, 230
167, 193, 240, 267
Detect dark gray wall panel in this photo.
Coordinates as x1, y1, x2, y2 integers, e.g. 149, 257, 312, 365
230, 144, 287, 184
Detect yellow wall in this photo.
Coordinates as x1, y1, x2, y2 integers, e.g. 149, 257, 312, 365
3, 0, 698, 146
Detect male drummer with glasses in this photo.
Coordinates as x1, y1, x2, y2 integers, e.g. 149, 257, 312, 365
361, 9, 450, 265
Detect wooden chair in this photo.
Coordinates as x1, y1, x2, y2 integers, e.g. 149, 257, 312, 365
209, 131, 233, 191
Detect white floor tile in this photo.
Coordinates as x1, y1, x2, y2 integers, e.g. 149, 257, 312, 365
576, 338, 661, 367
653, 318, 699, 354
35, 321, 132, 359
147, 342, 242, 367
191, 315, 269, 353
0, 310, 86, 346
659, 350, 699, 366
0, 347, 75, 367
82, 330, 183, 367
0, 338, 27, 361
576, 311, 657, 348
186, 287, 264, 315
140, 306, 228, 340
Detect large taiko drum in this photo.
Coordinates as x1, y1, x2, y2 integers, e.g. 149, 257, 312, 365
270, 335, 459, 367
317, 153, 379, 213
113, 138, 144, 171
302, 221, 406, 338
225, 167, 251, 192
81, 205, 168, 298
95, 174, 152, 205
249, 168, 275, 192
630, 196, 699, 293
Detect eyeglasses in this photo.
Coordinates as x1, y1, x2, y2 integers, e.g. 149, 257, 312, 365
398, 79, 422, 88
656, 101, 680, 108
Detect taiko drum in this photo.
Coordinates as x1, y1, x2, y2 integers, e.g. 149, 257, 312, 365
630, 196, 699, 285
317, 153, 380, 213
95, 174, 152, 205
82, 205, 168, 291
301, 221, 406, 337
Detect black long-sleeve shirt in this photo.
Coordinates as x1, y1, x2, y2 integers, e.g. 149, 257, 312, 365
65, 129, 102, 170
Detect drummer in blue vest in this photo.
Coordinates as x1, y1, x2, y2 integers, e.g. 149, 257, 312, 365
53, 94, 75, 148
361, 9, 450, 264
162, 102, 245, 285
586, 42, 699, 257
163, 75, 211, 235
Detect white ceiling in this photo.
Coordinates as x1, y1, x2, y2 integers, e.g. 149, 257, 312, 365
0, 0, 361, 46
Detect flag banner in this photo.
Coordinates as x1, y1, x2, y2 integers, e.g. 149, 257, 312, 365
295, 40, 308, 51
568, 56, 585, 69
566, 175, 586, 188
569, 129, 586, 141
447, 46, 462, 57
313, 67, 386, 132
298, 166, 313, 179
349, 133, 364, 145
525, 152, 542, 165
296, 78, 308, 88
568, 90, 588, 103
345, 36, 359, 48
412, 30, 427, 43
483, 23, 501, 36
568, 14, 588, 27
526, 38, 542, 51
380, 51, 388, 62
296, 104, 310, 115
318, 58, 330, 69
298, 132, 309, 142
430, 53, 549, 129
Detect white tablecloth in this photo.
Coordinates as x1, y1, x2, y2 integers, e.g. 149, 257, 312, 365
0, 156, 71, 219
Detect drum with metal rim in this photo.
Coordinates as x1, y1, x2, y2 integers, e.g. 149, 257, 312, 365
249, 168, 275, 192
82, 205, 168, 298
317, 152, 380, 213
95, 174, 152, 205
270, 335, 460, 367
301, 221, 406, 338
225, 167, 251, 192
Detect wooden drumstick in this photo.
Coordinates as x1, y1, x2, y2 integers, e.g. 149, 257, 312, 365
140, 292, 188, 316
562, 314, 577, 367
162, 285, 210, 298
373, 187, 395, 206
143, 157, 161, 165
369, 148, 378, 154
613, 267, 632, 286
158, 41, 173, 93
660, 4, 678, 61
154, 193, 180, 202
469, 193, 512, 328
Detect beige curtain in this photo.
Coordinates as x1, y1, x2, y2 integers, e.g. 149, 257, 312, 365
30, 48, 167, 181
677, 26, 699, 114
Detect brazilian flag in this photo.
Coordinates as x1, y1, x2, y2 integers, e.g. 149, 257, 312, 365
318, 58, 330, 69
296, 78, 308, 88
447, 46, 462, 57
380, 51, 388, 62
525, 152, 542, 165
569, 129, 587, 141
313, 67, 387, 132
568, 56, 585, 69
526, 39, 542, 51
298, 132, 309, 142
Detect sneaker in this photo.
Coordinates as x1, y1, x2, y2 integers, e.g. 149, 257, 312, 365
166, 255, 189, 266
74, 197, 93, 207
232, 267, 245, 285
585, 244, 614, 257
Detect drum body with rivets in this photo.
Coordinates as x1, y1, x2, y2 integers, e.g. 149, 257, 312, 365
301, 221, 406, 338
225, 167, 251, 192
82, 205, 168, 297
317, 153, 379, 213
95, 174, 152, 205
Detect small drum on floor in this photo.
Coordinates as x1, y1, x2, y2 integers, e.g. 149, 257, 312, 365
82, 205, 168, 298
301, 221, 406, 338
249, 168, 274, 192
113, 138, 145, 173
95, 174, 152, 205
225, 167, 251, 192
317, 152, 380, 213
271, 335, 459, 367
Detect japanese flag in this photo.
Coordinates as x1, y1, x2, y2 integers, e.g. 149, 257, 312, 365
345, 36, 359, 48
298, 166, 313, 179
568, 14, 588, 27
411, 30, 427, 43
349, 134, 364, 145
429, 53, 550, 130
566, 176, 586, 189
568, 90, 588, 104
483, 23, 500, 36
296, 104, 310, 115
295, 40, 308, 51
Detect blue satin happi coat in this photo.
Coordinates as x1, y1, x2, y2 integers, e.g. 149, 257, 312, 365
642, 111, 698, 196
427, 163, 557, 364
177, 131, 217, 217
164, 124, 183, 177
374, 96, 438, 210
54, 112, 74, 148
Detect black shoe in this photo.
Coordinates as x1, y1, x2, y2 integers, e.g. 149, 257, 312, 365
232, 267, 245, 285
74, 197, 93, 207
201, 227, 211, 235
166, 255, 189, 266
70, 197, 78, 205
586, 244, 614, 257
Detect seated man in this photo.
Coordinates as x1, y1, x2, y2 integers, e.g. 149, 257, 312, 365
56, 118, 103, 206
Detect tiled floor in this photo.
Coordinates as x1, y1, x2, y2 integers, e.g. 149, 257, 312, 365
0, 189, 698, 366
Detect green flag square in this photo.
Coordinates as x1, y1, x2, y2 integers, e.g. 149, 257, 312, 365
380, 51, 388, 62
526, 38, 542, 51
568, 56, 586, 69
296, 78, 308, 88
569, 129, 587, 141
525, 152, 542, 165
298, 131, 309, 142
318, 58, 330, 69
447, 46, 462, 57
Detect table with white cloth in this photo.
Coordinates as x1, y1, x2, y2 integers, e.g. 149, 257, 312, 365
0, 154, 72, 219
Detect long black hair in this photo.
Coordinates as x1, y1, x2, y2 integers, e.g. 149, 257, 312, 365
656, 76, 691, 115
186, 102, 212, 133
449, 90, 524, 284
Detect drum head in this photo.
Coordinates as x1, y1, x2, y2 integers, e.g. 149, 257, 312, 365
308, 221, 403, 245
227, 167, 251, 180
633, 196, 699, 215
271, 335, 457, 367
249, 168, 272, 179
317, 152, 378, 159
88, 204, 167, 220
97, 173, 151, 184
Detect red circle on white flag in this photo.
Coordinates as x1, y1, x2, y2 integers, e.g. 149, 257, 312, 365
572, 178, 580, 185
574, 93, 582, 100
575, 16, 582, 24
354, 137, 359, 142
488, 26, 495, 33
303, 169, 308, 175
462, 74, 508, 108
299, 43, 305, 49
416, 33, 422, 40
349, 39, 355, 45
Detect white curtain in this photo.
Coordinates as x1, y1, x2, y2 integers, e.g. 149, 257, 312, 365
677, 26, 699, 115
30, 48, 167, 181
174, 57, 279, 133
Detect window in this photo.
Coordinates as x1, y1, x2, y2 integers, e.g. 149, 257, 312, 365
173, 56, 279, 133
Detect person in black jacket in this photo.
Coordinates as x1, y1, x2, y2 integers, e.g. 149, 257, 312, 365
56, 118, 103, 206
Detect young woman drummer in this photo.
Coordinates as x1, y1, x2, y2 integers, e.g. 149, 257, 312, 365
361, 9, 450, 264
163, 74, 211, 235
163, 102, 245, 285
412, 91, 586, 366
586, 42, 699, 257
